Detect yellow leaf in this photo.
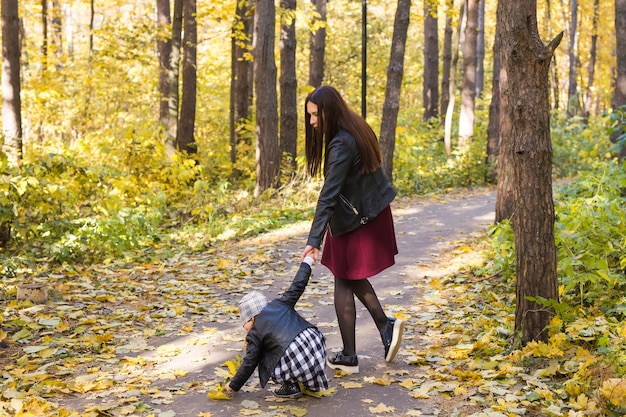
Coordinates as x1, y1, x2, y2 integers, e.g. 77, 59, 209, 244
340, 381, 363, 389
182, 324, 194, 332
368, 403, 395, 413
287, 406, 308, 417
0, 329, 7, 343
95, 295, 115, 302
364, 376, 394, 386
301, 386, 336, 398
600, 378, 626, 407
197, 413, 213, 417
221, 355, 242, 376
207, 388, 233, 401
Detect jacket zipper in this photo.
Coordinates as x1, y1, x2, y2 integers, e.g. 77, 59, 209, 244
339, 194, 359, 216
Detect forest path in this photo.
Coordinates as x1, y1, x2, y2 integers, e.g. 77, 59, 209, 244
57, 187, 496, 416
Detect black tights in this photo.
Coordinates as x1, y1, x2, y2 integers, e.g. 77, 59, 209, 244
334, 277, 388, 356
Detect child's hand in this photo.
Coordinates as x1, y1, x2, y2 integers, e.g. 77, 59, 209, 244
224, 382, 234, 396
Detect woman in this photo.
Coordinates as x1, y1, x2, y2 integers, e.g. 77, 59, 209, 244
301, 85, 404, 373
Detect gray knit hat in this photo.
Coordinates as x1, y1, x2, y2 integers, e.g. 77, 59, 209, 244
238, 291, 269, 324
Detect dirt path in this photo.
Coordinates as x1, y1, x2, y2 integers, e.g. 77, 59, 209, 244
57, 188, 496, 416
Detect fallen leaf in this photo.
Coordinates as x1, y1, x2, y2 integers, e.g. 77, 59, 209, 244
368, 403, 395, 413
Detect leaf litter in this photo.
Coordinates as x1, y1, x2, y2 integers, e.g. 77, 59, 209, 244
0, 194, 624, 416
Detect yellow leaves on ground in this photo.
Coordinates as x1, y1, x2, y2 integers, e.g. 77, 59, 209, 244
368, 402, 395, 413
207, 384, 233, 401
600, 378, 626, 408
71, 373, 115, 393
364, 376, 394, 386
301, 386, 336, 398
339, 381, 363, 389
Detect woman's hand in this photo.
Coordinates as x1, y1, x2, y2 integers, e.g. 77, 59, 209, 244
224, 382, 234, 396
301, 245, 319, 262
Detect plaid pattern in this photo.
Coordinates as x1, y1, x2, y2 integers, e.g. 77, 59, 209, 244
273, 327, 329, 391
238, 291, 269, 324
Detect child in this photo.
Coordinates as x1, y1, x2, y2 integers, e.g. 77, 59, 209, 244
224, 256, 328, 399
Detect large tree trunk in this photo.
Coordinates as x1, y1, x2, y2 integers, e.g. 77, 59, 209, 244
458, 0, 478, 150
613, 0, 626, 161
279, 0, 298, 174
566, 0, 579, 117
1, 0, 23, 166
230, 0, 254, 171
422, 0, 438, 121
486, 20, 500, 185
308, 0, 326, 88
165, 0, 183, 156
380, 0, 411, 182
497, 0, 561, 345
176, 0, 197, 155
156, 0, 172, 129
254, 0, 280, 195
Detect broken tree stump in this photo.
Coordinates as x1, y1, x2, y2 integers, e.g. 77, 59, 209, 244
17, 283, 49, 304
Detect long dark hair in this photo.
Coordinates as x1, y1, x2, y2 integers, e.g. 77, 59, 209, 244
304, 86, 382, 177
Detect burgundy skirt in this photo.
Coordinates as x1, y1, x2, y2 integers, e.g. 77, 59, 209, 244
321, 205, 398, 280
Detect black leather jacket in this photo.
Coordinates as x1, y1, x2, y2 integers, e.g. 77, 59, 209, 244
307, 129, 397, 249
229, 262, 316, 391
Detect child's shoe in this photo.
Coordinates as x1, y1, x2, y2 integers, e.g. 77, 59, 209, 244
326, 351, 359, 373
381, 317, 404, 362
274, 381, 303, 399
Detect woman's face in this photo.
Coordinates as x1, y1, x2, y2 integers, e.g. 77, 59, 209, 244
307, 101, 319, 130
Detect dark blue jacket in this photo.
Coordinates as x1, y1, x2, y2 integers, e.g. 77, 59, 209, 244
229, 262, 315, 391
306, 129, 397, 249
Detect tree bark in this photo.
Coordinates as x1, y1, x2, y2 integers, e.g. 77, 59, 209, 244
176, 0, 197, 155
486, 20, 500, 185
613, 0, 626, 161
41, 0, 48, 71
582, 0, 599, 118
566, 0, 579, 117
497, 0, 561, 344
156, 0, 172, 129
308, 0, 326, 88
279, 0, 298, 174
443, 0, 464, 162
1, 0, 23, 166
422, 0, 438, 121
458, 0, 478, 150
380, 0, 411, 182
230, 0, 254, 170
254, 0, 280, 195
475, 0, 485, 98
165, 0, 183, 156
440, 5, 452, 120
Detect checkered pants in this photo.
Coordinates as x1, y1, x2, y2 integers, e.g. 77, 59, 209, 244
273, 327, 329, 391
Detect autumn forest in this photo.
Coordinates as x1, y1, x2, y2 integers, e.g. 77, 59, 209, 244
0, 0, 625, 415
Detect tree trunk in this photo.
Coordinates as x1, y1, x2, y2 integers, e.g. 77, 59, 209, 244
41, 0, 48, 71
89, 0, 94, 57
566, 0, 579, 117
230, 0, 254, 170
443, 0, 464, 162
156, 0, 172, 129
1, 0, 23, 166
279, 0, 298, 174
422, 0, 438, 121
308, 0, 326, 88
380, 0, 411, 182
166, 0, 183, 156
613, 0, 626, 161
486, 20, 500, 185
254, 0, 280, 195
176, 0, 196, 155
440, 5, 452, 120
582, 0, 599, 119
497, 0, 561, 345
475, 0, 485, 98
546, 0, 559, 111
458, 0, 478, 150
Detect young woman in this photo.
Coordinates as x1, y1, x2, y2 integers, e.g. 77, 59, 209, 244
300, 85, 404, 373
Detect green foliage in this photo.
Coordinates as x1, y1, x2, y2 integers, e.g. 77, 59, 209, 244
551, 114, 613, 178
607, 104, 626, 155
554, 161, 626, 312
